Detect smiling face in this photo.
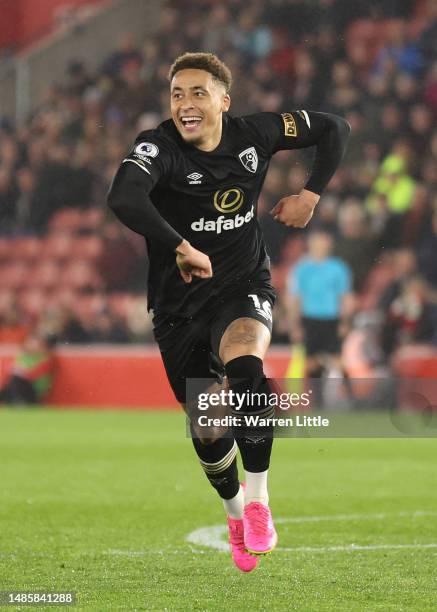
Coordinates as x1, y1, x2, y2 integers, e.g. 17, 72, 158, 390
170, 68, 230, 151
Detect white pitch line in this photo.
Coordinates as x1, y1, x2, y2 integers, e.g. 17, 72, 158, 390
104, 549, 190, 557
275, 510, 437, 524
186, 511, 437, 554
279, 543, 437, 553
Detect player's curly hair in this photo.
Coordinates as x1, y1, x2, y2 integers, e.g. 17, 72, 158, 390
168, 52, 232, 93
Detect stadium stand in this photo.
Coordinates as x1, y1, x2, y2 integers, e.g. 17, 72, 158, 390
0, 0, 436, 376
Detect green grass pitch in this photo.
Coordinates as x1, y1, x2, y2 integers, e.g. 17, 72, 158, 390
1, 408, 437, 611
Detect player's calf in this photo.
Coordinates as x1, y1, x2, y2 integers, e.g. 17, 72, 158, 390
191, 431, 240, 500
225, 355, 275, 475
225, 355, 278, 554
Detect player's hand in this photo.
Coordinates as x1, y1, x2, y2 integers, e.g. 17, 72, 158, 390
270, 189, 320, 228
175, 240, 213, 283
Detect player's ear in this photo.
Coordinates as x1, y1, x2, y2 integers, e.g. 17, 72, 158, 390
222, 94, 231, 112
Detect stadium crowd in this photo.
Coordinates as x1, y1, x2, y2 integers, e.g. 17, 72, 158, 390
0, 0, 437, 369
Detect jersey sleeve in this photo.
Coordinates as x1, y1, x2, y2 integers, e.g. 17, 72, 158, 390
243, 111, 317, 155
121, 131, 173, 185
107, 131, 183, 250
245, 110, 350, 195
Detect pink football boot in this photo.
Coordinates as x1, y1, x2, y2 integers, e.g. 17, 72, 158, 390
243, 502, 278, 555
227, 516, 259, 572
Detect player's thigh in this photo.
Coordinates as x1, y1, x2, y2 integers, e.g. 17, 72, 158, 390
153, 313, 226, 405
212, 293, 273, 365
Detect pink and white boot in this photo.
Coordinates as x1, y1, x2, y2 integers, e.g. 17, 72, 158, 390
227, 516, 259, 572
243, 502, 278, 555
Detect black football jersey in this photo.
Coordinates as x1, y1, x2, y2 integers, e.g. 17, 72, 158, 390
121, 110, 318, 316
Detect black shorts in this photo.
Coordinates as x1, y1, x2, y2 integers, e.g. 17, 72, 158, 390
302, 317, 341, 357
153, 286, 275, 404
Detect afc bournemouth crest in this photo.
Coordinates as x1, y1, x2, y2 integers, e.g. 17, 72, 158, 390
239, 146, 258, 173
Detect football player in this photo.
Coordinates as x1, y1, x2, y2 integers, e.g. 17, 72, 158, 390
108, 52, 350, 572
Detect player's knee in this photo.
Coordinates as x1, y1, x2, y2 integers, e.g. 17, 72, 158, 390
225, 355, 272, 414
225, 354, 264, 380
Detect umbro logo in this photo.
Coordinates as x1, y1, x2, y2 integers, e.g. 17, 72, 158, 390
187, 172, 203, 185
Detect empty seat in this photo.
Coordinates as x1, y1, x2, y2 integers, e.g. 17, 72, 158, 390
27, 260, 62, 290
59, 261, 103, 291
42, 233, 74, 261
18, 289, 47, 318
48, 208, 84, 233
71, 235, 103, 260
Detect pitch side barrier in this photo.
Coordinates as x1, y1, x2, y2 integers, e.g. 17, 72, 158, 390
0, 345, 436, 411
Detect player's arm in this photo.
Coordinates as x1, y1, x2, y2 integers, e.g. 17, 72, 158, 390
250, 111, 350, 228
107, 153, 212, 283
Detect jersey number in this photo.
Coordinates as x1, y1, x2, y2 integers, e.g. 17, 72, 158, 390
248, 294, 272, 322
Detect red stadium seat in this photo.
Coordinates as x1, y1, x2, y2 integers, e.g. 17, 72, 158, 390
48, 208, 84, 233
0, 238, 13, 262
358, 263, 396, 310
0, 262, 29, 290
0, 290, 14, 314
17, 290, 47, 318
59, 261, 104, 291
270, 264, 291, 294
72, 293, 106, 319
13, 237, 42, 261
46, 288, 76, 310
279, 237, 306, 266
108, 293, 138, 320
71, 236, 104, 261
27, 260, 63, 290
42, 233, 75, 261
80, 208, 105, 230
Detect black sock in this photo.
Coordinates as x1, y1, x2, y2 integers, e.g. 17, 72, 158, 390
225, 355, 274, 473
191, 429, 240, 500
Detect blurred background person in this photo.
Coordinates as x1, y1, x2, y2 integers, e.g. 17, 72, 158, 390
285, 230, 355, 379
0, 333, 56, 406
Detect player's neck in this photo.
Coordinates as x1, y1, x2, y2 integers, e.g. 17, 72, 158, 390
194, 118, 223, 152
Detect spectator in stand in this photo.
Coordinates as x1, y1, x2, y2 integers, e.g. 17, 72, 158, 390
325, 60, 360, 114
90, 311, 129, 344
0, 333, 56, 405
372, 20, 424, 78
335, 200, 379, 292
0, 0, 436, 353
371, 102, 403, 157
101, 31, 142, 77
0, 302, 30, 344
201, 5, 233, 55
65, 60, 93, 97
109, 58, 151, 125
386, 275, 435, 351
231, 6, 273, 63
14, 167, 35, 232
379, 248, 418, 312
417, 209, 437, 288
0, 165, 18, 233
367, 142, 416, 247
407, 103, 434, 160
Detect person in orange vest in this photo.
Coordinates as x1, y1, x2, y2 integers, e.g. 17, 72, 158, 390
0, 333, 56, 406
